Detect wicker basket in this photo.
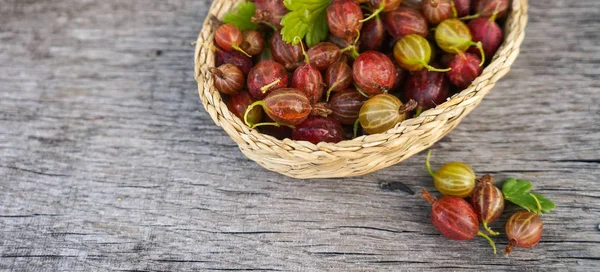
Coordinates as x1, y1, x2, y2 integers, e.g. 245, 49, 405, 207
194, 0, 528, 179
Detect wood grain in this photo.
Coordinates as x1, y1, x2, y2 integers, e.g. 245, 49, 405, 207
0, 0, 599, 271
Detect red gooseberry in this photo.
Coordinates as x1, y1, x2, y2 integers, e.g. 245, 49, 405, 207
384, 6, 429, 38
422, 188, 497, 254
326, 0, 364, 42
447, 52, 483, 89
353, 51, 396, 95
227, 91, 263, 125
470, 174, 504, 236
505, 211, 543, 256
307, 42, 342, 72
209, 64, 245, 95
467, 16, 503, 61
422, 0, 454, 25
241, 30, 265, 56
270, 30, 305, 71
329, 88, 368, 125
214, 24, 251, 57
292, 116, 345, 144
247, 60, 289, 100
404, 68, 450, 115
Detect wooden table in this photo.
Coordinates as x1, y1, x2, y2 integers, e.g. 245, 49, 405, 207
1, 0, 598, 271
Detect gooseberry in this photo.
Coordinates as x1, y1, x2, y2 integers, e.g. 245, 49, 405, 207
214, 24, 251, 57
383, 6, 429, 38
329, 88, 368, 125
467, 16, 503, 61
307, 42, 342, 72
292, 116, 345, 144
453, 0, 471, 17
447, 52, 483, 88
244, 88, 331, 128
393, 34, 451, 72
404, 69, 450, 114
422, 0, 453, 25
425, 150, 476, 198
325, 61, 353, 101
474, 0, 509, 18
421, 188, 497, 254
505, 211, 543, 256
291, 39, 325, 104
434, 19, 485, 65
326, 0, 364, 42
358, 94, 417, 134
470, 174, 504, 236
227, 91, 263, 125
253, 0, 288, 29
270, 30, 304, 71
353, 51, 397, 95
209, 64, 245, 95
215, 47, 253, 75
358, 15, 386, 52
247, 60, 289, 100
291, 63, 324, 104
241, 30, 265, 56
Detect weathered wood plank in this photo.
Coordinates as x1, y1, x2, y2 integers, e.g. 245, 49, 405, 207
0, 0, 599, 271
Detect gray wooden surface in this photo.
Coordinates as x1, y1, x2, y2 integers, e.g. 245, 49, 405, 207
1, 0, 599, 271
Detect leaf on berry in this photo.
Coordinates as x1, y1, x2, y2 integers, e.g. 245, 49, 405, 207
502, 178, 556, 214
281, 0, 330, 47
222, 1, 259, 31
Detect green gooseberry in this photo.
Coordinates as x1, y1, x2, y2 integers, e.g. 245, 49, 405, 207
435, 19, 486, 65
425, 150, 476, 198
394, 34, 451, 72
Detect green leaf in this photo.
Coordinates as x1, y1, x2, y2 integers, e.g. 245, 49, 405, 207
502, 178, 556, 214
222, 1, 259, 31
281, 0, 329, 47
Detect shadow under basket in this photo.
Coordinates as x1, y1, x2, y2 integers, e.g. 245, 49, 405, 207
194, 0, 528, 179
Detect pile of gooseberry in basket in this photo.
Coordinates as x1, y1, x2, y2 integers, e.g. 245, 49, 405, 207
210, 0, 509, 144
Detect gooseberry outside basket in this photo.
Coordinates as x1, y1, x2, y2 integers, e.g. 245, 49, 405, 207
194, 0, 528, 179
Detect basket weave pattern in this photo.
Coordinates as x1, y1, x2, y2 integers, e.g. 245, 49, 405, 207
194, 0, 528, 179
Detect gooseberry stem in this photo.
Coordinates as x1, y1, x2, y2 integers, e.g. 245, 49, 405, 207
208, 67, 224, 78
232, 44, 251, 57
353, 118, 360, 138
293, 36, 310, 64
399, 99, 418, 115
471, 41, 486, 65
425, 150, 436, 177
415, 107, 423, 117
260, 78, 282, 93
450, 0, 458, 18
530, 193, 543, 213
458, 13, 481, 21
421, 188, 438, 205
477, 231, 497, 254
325, 83, 338, 102
311, 102, 332, 117
422, 61, 452, 72
262, 21, 278, 32
489, 1, 501, 22
354, 84, 370, 98
244, 100, 266, 128
252, 122, 282, 129
359, 2, 385, 23
504, 238, 517, 256
483, 222, 500, 236
341, 45, 360, 59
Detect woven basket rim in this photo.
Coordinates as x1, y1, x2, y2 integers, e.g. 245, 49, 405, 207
194, 0, 528, 161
